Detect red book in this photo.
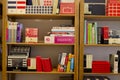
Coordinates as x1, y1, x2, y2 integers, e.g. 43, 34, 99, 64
36, 56, 42, 72
41, 58, 52, 72
25, 28, 38, 43
101, 26, 109, 44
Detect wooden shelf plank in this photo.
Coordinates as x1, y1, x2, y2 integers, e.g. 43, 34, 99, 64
7, 69, 74, 74
84, 15, 120, 21
7, 42, 75, 46
84, 73, 120, 75
7, 14, 75, 19
84, 44, 120, 47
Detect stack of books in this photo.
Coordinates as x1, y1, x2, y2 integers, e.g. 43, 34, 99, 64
44, 26, 75, 44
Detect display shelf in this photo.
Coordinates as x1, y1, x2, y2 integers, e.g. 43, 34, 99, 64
7, 70, 74, 74
84, 44, 120, 47
84, 73, 120, 75
7, 42, 75, 46
7, 14, 75, 19
84, 15, 120, 21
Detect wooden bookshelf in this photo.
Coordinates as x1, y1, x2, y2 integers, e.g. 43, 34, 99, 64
2, 0, 79, 80
79, 0, 120, 80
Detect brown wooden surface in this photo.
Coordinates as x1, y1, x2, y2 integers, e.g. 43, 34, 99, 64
2, 0, 80, 80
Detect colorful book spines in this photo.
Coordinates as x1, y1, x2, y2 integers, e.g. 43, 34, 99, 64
7, 21, 23, 42
57, 53, 74, 72
84, 21, 98, 44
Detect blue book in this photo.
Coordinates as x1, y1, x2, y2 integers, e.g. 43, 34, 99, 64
70, 55, 74, 72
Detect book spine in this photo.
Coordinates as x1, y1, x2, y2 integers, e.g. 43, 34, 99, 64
36, 56, 42, 72
16, 23, 23, 42
70, 55, 74, 72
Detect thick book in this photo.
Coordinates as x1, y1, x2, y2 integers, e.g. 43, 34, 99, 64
25, 28, 38, 43
36, 56, 42, 72
41, 58, 52, 72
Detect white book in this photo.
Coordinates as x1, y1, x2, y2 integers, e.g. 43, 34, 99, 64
52, 0, 58, 14
109, 54, 118, 73
60, 53, 67, 65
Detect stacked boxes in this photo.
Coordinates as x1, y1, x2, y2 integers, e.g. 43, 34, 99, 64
8, 0, 26, 14
106, 0, 120, 16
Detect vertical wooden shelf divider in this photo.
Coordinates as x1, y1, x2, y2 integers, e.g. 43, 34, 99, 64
2, 0, 8, 80
79, 0, 84, 80
74, 0, 79, 80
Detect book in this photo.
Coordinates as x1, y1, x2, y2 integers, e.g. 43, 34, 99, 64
52, 0, 59, 14
36, 56, 42, 72
109, 54, 118, 73
25, 28, 38, 43
41, 57, 52, 72
27, 58, 36, 71
16, 23, 23, 42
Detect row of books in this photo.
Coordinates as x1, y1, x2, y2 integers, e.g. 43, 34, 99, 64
84, 54, 110, 73
84, 76, 110, 80
27, 56, 53, 72
57, 53, 74, 72
84, 50, 120, 73
7, 21, 23, 42
84, 20, 120, 44
8, 0, 75, 14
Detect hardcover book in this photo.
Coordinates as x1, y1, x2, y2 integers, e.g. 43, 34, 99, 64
25, 28, 38, 43
41, 58, 52, 72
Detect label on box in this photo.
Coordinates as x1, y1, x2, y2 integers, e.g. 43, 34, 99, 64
55, 36, 74, 44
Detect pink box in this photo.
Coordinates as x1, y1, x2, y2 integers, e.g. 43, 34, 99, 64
60, 3, 75, 14
54, 36, 74, 44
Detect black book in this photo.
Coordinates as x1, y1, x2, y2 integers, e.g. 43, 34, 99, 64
117, 50, 120, 73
